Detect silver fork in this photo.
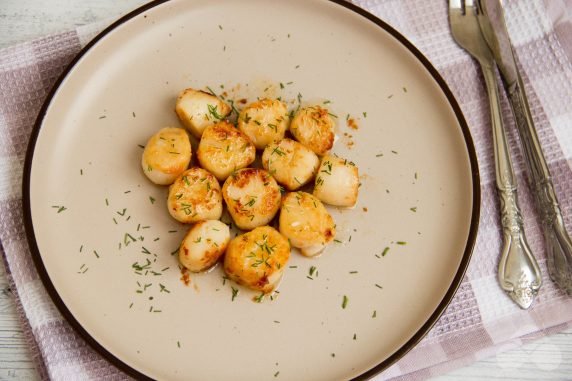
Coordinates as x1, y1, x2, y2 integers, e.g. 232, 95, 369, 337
449, 0, 542, 308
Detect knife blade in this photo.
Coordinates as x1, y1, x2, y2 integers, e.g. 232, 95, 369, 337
477, 0, 572, 294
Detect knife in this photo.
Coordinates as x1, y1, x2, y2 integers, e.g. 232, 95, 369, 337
477, 0, 572, 294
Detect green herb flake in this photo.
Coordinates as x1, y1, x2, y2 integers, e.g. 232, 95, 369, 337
206, 86, 217, 96
231, 286, 239, 301
342, 295, 349, 309
372, 310, 377, 318
375, 284, 383, 289
52, 205, 67, 213
410, 207, 417, 212
382, 247, 390, 256
309, 266, 317, 277
207, 104, 224, 120
396, 241, 407, 245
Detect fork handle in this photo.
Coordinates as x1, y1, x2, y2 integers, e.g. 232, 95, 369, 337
505, 72, 572, 294
481, 62, 542, 308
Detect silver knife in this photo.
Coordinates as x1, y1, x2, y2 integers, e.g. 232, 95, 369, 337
478, 0, 572, 294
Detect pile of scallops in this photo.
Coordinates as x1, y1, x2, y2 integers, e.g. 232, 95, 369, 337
141, 88, 359, 294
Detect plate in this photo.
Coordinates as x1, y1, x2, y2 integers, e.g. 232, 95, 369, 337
23, 0, 480, 380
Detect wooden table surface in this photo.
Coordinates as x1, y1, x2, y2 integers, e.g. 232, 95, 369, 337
1, 1, 571, 380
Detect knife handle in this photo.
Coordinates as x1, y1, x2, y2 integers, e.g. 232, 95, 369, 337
506, 72, 572, 294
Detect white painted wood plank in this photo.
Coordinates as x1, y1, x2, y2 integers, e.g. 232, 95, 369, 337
0, 261, 40, 380
0, 1, 571, 380
0, 0, 147, 49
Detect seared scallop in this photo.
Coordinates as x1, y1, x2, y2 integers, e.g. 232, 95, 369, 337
279, 192, 336, 257
222, 168, 281, 231
167, 167, 223, 223
179, 220, 230, 272
223, 226, 290, 293
141, 127, 191, 185
262, 138, 320, 191
197, 121, 256, 181
289, 105, 335, 155
313, 155, 359, 207
175, 88, 231, 138
237, 98, 289, 149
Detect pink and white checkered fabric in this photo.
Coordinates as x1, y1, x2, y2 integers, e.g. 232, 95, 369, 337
1, 0, 571, 380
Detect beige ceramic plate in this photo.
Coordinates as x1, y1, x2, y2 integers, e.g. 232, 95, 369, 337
24, 0, 479, 380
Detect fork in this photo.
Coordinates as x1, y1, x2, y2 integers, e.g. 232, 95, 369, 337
449, 0, 542, 308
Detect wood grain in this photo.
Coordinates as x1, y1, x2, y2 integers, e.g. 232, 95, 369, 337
0, 1, 571, 380
0, 262, 38, 380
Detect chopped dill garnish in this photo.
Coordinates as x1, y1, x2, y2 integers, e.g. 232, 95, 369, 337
342, 295, 349, 309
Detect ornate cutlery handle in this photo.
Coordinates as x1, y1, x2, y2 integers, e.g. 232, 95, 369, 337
506, 73, 572, 294
482, 65, 542, 308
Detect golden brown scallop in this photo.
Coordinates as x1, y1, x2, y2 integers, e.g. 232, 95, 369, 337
224, 226, 290, 293
141, 127, 191, 185
179, 220, 230, 272
313, 155, 359, 207
289, 105, 335, 155
261, 138, 320, 190
222, 168, 281, 231
237, 98, 289, 150
167, 167, 223, 223
279, 191, 336, 256
196, 121, 256, 181
175, 88, 231, 138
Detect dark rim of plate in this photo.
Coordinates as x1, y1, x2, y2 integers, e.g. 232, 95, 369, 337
22, 0, 481, 380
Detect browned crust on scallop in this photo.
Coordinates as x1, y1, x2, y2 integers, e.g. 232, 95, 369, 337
168, 168, 222, 223
290, 106, 334, 155
223, 226, 290, 293
222, 168, 281, 228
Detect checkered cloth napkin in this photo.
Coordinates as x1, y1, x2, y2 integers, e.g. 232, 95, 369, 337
1, 0, 572, 379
